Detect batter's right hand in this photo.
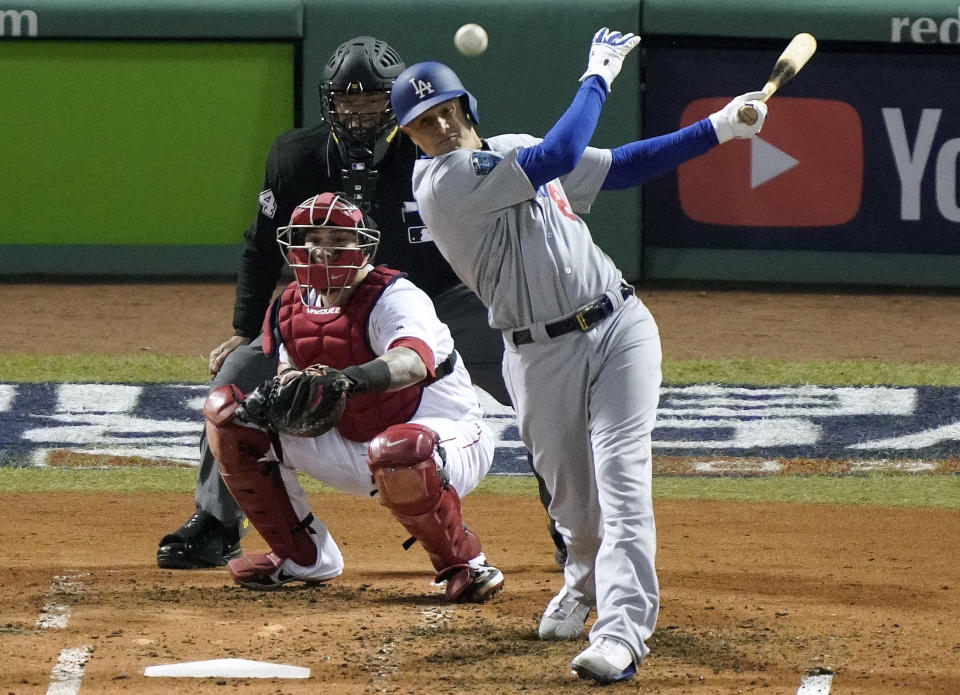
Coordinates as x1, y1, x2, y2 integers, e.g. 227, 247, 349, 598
579, 27, 641, 93
209, 335, 251, 375
708, 91, 768, 144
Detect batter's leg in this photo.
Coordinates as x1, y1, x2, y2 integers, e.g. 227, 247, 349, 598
503, 334, 602, 605
582, 299, 662, 666
156, 335, 279, 569
537, 463, 568, 566
433, 283, 567, 565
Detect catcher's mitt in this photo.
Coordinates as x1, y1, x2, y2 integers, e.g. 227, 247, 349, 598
237, 366, 354, 437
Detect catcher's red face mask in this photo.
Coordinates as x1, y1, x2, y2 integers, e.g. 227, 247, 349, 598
277, 192, 379, 304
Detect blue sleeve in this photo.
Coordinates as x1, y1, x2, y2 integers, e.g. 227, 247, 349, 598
515, 77, 607, 189
601, 119, 719, 190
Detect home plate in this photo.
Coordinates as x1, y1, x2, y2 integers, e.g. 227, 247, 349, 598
144, 658, 309, 679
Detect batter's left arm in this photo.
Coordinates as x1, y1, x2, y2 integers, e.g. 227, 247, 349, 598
602, 91, 768, 190
516, 78, 606, 188
600, 120, 717, 190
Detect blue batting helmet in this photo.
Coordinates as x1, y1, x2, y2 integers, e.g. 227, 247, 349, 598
390, 61, 479, 127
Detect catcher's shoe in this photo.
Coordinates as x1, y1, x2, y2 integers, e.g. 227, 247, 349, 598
570, 636, 638, 683
538, 585, 592, 640
438, 562, 504, 603
464, 563, 504, 603
227, 552, 342, 591
157, 512, 241, 569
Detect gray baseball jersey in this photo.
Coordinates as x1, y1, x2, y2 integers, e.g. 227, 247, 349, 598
412, 135, 661, 663
412, 135, 624, 331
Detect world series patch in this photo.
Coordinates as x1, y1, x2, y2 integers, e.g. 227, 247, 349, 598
4, 383, 960, 473
471, 151, 501, 175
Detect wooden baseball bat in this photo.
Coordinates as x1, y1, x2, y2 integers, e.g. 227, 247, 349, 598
737, 32, 817, 125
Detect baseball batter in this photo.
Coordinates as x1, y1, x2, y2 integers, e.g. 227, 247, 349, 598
390, 29, 767, 682
203, 192, 503, 603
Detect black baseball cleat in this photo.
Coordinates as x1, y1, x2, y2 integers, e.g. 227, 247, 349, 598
157, 512, 242, 569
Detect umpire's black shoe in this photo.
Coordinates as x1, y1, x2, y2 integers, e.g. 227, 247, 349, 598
157, 512, 241, 569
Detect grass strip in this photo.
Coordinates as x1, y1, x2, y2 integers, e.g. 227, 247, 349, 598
662, 358, 960, 386
2, 467, 956, 509
0, 354, 209, 383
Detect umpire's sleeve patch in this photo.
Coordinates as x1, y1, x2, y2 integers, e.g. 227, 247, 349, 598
471, 151, 502, 176
258, 189, 277, 218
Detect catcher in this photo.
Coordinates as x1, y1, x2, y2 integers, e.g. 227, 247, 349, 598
202, 192, 503, 603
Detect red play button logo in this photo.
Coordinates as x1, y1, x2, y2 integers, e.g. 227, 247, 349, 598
677, 97, 863, 226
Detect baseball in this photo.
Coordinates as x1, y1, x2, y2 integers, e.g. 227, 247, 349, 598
454, 23, 488, 56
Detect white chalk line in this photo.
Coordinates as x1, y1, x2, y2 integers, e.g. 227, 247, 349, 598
797, 669, 834, 694
36, 572, 86, 630
45, 645, 93, 695
34, 572, 93, 695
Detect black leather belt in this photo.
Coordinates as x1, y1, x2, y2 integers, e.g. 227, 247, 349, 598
511, 284, 633, 346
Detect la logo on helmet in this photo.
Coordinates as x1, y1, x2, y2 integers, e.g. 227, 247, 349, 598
410, 78, 435, 100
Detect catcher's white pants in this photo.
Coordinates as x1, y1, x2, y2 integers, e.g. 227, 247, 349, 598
261, 415, 494, 578
275, 415, 493, 499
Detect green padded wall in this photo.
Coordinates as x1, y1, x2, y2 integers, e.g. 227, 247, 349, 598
0, 0, 302, 38
0, 41, 294, 274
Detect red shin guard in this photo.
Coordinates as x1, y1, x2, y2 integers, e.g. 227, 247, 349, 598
203, 385, 317, 567
367, 424, 482, 579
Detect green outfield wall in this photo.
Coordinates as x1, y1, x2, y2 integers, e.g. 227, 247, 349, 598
0, 0, 302, 38
641, 0, 960, 42
0, 1, 299, 276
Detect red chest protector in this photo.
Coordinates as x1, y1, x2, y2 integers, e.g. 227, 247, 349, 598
262, 266, 424, 442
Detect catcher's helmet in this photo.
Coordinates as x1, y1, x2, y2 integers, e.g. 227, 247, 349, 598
277, 193, 380, 304
320, 36, 406, 163
391, 61, 479, 127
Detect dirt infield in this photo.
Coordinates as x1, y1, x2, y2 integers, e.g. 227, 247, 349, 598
2, 282, 959, 693
2, 492, 958, 694
4, 281, 960, 362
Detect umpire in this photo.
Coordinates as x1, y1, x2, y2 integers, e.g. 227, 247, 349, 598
157, 35, 566, 569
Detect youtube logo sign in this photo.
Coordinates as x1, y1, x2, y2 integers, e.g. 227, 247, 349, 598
677, 97, 863, 226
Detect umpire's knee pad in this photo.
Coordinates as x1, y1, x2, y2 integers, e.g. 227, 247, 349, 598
367, 423, 448, 516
